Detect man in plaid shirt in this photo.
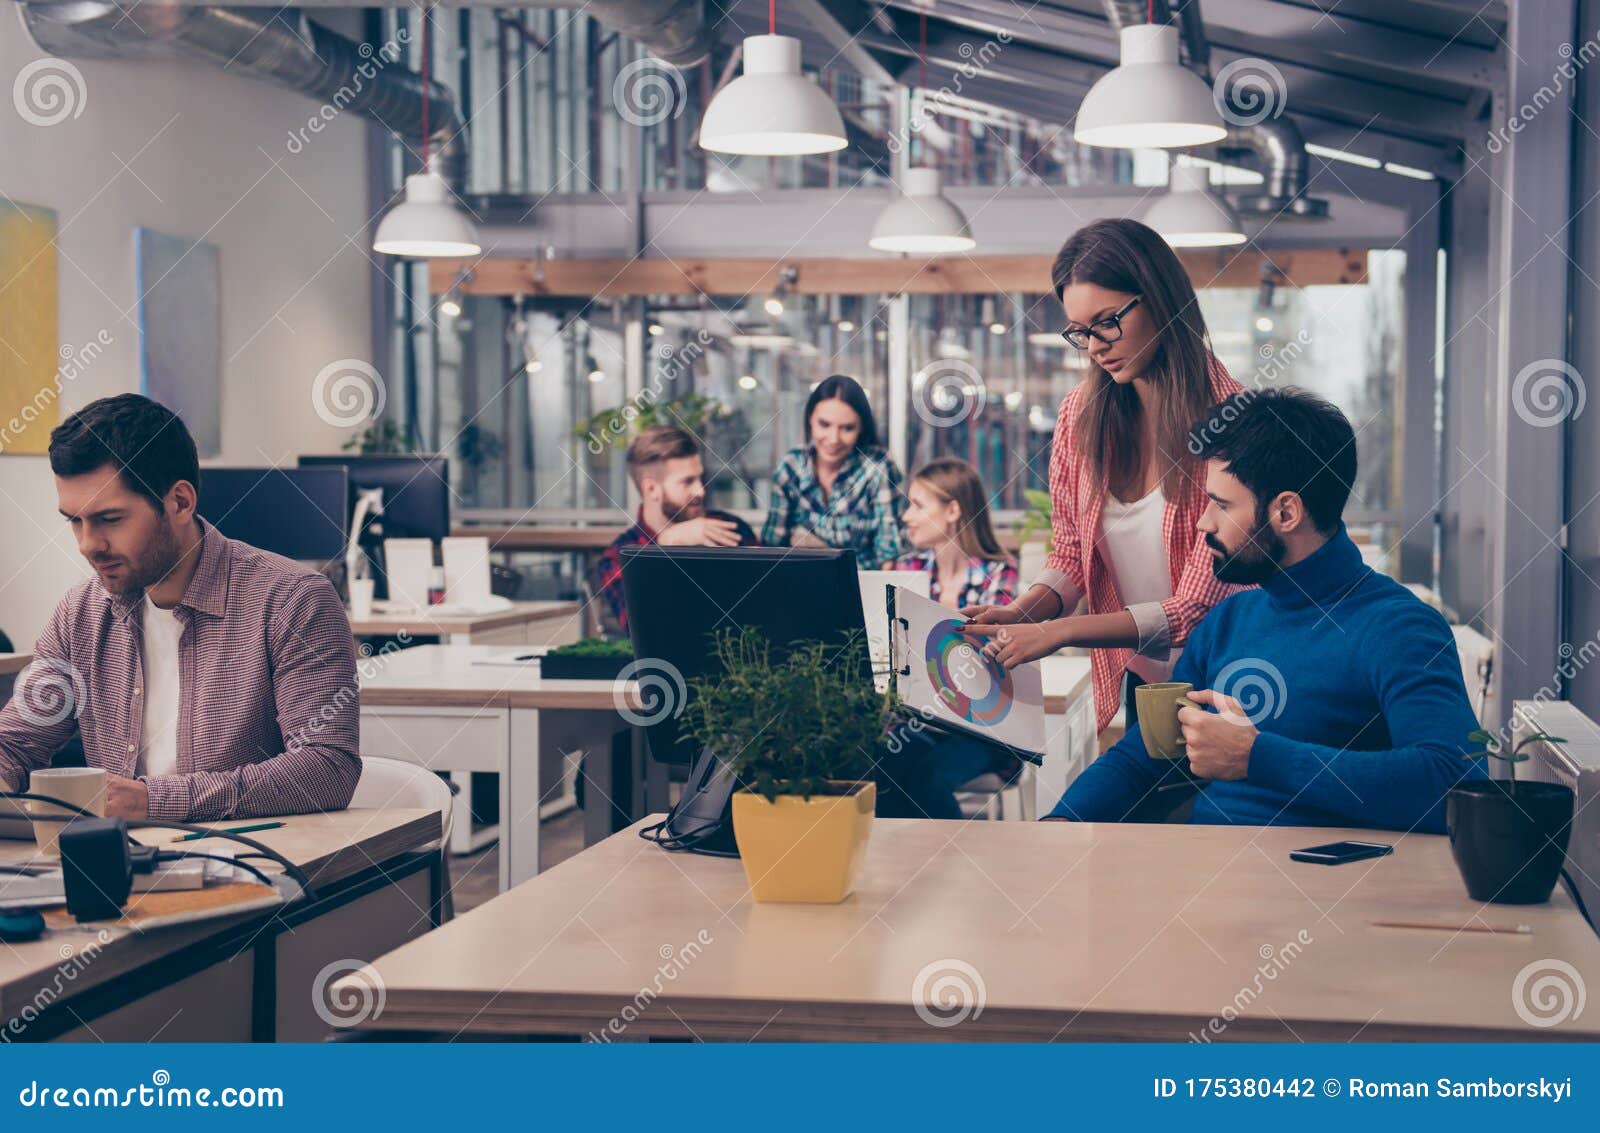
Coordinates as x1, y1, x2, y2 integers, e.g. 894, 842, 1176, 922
592, 426, 759, 633
0, 395, 360, 822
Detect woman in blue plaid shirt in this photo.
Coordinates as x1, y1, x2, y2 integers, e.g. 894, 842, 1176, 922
761, 375, 907, 569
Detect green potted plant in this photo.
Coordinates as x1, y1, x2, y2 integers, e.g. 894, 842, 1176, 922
1447, 728, 1575, 904
680, 628, 892, 903
1013, 487, 1053, 588
541, 637, 633, 681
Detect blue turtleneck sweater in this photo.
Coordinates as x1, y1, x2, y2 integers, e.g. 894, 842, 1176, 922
1050, 527, 1486, 833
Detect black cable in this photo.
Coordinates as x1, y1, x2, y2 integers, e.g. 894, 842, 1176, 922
155, 851, 280, 892
1, 792, 314, 897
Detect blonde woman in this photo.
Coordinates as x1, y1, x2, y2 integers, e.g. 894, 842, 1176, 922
895, 457, 1017, 609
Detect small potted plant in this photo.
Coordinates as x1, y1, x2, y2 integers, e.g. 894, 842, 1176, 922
1013, 487, 1053, 586
540, 637, 634, 681
681, 627, 891, 903
1447, 728, 1575, 904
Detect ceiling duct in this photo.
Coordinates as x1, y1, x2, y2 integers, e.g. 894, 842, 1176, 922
20, 3, 469, 184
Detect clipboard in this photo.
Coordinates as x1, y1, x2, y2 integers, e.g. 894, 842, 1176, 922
886, 586, 1046, 764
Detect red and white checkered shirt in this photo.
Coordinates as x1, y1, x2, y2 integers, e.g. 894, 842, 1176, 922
0, 520, 360, 822
1036, 354, 1246, 732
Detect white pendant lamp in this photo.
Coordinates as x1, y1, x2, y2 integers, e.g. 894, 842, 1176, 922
869, 168, 975, 254
700, 33, 847, 156
373, 4, 482, 258
374, 168, 482, 257
1074, 23, 1226, 149
1145, 162, 1246, 248
869, 12, 975, 255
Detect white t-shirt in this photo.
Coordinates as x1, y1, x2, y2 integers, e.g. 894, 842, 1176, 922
138, 597, 183, 779
1100, 486, 1174, 684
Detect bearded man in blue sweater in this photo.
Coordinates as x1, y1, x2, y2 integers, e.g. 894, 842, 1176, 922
1047, 387, 1485, 833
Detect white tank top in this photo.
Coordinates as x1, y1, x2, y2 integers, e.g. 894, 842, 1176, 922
1100, 486, 1174, 683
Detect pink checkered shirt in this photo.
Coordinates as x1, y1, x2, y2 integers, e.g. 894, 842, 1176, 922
1035, 354, 1247, 732
0, 520, 360, 822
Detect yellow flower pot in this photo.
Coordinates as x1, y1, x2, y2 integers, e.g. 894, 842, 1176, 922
731, 781, 876, 904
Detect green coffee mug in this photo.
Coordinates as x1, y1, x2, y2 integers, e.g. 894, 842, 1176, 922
1136, 681, 1200, 760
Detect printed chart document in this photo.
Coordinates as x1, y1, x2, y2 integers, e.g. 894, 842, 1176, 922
887, 586, 1046, 762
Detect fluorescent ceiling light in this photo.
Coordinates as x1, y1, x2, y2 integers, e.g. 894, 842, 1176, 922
1304, 142, 1382, 169
1074, 25, 1226, 150
1384, 161, 1435, 181
700, 35, 847, 156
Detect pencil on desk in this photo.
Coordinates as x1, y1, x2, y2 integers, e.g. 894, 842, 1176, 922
178, 821, 286, 842
1371, 919, 1532, 935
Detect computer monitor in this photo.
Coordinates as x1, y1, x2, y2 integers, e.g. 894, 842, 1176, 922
619, 545, 870, 766
298, 454, 451, 541
199, 466, 348, 561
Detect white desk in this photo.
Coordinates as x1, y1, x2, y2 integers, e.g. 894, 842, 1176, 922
359, 645, 645, 887
348, 600, 583, 646
359, 646, 1096, 890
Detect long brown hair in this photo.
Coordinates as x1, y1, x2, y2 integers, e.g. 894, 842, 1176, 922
1051, 218, 1214, 501
913, 457, 1010, 563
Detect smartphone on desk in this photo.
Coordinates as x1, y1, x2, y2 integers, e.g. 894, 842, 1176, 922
1289, 840, 1394, 866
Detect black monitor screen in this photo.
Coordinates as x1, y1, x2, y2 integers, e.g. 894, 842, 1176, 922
298, 454, 450, 541
619, 545, 870, 766
200, 467, 349, 561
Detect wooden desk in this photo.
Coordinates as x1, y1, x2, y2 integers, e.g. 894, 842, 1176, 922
359, 645, 647, 881
348, 600, 583, 647
1, 807, 437, 1042
351, 818, 1600, 1042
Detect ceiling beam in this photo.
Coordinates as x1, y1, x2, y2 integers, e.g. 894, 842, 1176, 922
783, 0, 898, 87
429, 249, 1368, 297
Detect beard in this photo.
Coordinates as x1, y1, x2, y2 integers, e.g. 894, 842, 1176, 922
659, 491, 706, 525
93, 516, 183, 596
1207, 519, 1287, 584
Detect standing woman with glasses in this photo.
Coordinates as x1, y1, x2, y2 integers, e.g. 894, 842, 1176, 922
962, 217, 1244, 736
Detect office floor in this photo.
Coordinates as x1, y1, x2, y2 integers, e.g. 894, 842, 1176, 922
447, 808, 586, 914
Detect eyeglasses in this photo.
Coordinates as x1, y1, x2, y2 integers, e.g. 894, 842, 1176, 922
1060, 296, 1142, 350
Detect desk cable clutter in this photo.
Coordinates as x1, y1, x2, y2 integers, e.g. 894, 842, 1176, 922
1, 791, 314, 924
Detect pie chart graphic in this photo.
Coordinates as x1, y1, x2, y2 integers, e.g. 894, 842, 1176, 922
923, 620, 1014, 726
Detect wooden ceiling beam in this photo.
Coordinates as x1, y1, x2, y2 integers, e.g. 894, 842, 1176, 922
429, 249, 1368, 298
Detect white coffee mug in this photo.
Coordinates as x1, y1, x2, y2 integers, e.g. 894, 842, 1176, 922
26, 766, 108, 858
348, 577, 376, 619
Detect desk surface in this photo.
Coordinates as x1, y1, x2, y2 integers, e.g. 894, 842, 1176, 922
359, 645, 1089, 716
359, 644, 644, 711
351, 817, 1600, 1041
348, 599, 580, 637
0, 653, 33, 677
0, 807, 435, 1023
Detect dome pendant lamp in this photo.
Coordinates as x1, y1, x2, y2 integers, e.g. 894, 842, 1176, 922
869, 12, 976, 255
374, 3, 482, 258
699, 0, 847, 156
1073, 21, 1226, 149
1145, 162, 1246, 248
